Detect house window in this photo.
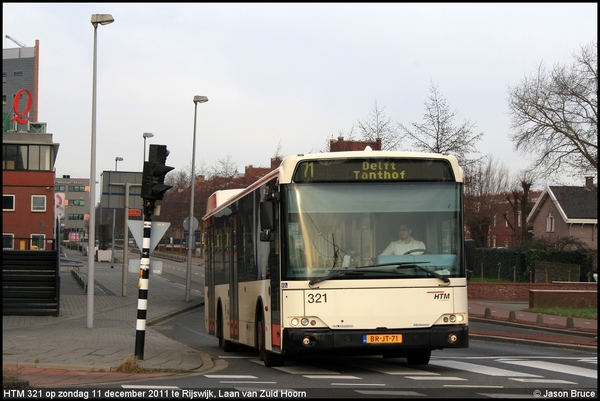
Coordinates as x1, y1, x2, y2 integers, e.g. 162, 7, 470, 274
3, 194, 15, 211
546, 211, 555, 232
31, 234, 45, 250
517, 211, 522, 227
3, 233, 14, 250
492, 235, 497, 247
14, 71, 23, 76
32, 195, 46, 212
493, 214, 497, 227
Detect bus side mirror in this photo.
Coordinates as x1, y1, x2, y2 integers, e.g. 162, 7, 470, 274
260, 201, 276, 242
465, 239, 475, 280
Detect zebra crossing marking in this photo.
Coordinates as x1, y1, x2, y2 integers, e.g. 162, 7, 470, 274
498, 359, 597, 379
430, 360, 541, 377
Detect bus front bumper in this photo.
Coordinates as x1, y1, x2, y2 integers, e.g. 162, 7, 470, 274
282, 325, 468, 355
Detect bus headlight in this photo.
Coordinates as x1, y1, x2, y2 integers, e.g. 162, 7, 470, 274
301, 318, 309, 326
291, 318, 300, 326
442, 314, 465, 324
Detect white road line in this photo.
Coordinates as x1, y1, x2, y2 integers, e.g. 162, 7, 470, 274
430, 360, 541, 377
348, 359, 437, 375
499, 360, 597, 379
406, 376, 467, 381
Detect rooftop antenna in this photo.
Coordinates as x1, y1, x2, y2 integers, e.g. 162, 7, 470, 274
5, 35, 27, 47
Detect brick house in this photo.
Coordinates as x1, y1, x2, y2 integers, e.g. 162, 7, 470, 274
527, 177, 597, 257
486, 190, 542, 248
330, 136, 382, 151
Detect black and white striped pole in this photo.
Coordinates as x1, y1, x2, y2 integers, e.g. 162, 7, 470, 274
135, 144, 173, 360
134, 205, 152, 360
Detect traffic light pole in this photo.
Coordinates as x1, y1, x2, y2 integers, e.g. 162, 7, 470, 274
136, 144, 173, 360
134, 199, 154, 360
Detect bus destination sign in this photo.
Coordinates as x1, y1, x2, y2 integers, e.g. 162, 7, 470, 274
293, 158, 454, 183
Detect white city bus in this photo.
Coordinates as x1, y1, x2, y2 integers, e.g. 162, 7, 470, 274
203, 150, 473, 367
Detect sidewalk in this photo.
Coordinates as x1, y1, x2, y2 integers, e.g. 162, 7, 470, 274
3, 248, 597, 388
3, 247, 210, 387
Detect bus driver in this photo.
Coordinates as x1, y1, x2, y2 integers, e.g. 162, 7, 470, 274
380, 224, 426, 255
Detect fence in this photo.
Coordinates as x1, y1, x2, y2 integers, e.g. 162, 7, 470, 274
472, 248, 595, 283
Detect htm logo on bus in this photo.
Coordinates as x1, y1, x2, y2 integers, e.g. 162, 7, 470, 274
428, 291, 450, 300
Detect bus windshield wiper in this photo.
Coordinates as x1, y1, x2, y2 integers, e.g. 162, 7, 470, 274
361, 262, 450, 284
413, 265, 450, 283
308, 269, 363, 286
309, 262, 431, 286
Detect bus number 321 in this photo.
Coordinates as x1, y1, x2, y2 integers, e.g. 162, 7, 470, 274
307, 293, 327, 303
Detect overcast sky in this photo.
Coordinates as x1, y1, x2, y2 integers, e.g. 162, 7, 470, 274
3, 3, 597, 198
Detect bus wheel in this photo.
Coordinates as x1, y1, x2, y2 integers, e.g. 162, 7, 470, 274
258, 314, 284, 367
218, 307, 235, 352
406, 349, 431, 365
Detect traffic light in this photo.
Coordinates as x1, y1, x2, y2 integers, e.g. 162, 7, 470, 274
141, 144, 174, 201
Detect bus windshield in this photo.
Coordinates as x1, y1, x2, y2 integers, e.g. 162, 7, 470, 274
282, 182, 463, 281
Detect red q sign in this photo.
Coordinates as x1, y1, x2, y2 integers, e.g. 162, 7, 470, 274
11, 89, 33, 125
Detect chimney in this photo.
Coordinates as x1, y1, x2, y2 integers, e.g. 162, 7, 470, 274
585, 176, 595, 190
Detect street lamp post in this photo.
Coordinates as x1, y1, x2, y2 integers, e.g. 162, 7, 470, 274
143, 132, 154, 162
186, 95, 208, 302
88, 13, 114, 329
111, 157, 123, 269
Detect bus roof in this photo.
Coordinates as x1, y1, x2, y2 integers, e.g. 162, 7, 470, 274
203, 150, 463, 220
278, 150, 462, 184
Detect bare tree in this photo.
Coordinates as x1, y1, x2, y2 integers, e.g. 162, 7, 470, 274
399, 81, 483, 168
507, 40, 597, 181
356, 101, 401, 150
463, 155, 511, 247
505, 170, 536, 247
273, 140, 285, 160
209, 153, 238, 178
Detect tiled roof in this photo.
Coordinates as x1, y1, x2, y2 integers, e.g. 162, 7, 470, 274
549, 186, 597, 219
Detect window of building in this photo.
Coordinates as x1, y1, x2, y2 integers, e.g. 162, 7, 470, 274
493, 214, 497, 227
2, 144, 52, 171
14, 71, 23, 76
68, 185, 86, 192
3, 194, 15, 211
517, 211, 522, 227
31, 234, 45, 250
68, 199, 85, 206
55, 185, 66, 191
492, 235, 497, 247
546, 211, 555, 232
32, 195, 46, 212
3, 233, 14, 250
68, 213, 85, 220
